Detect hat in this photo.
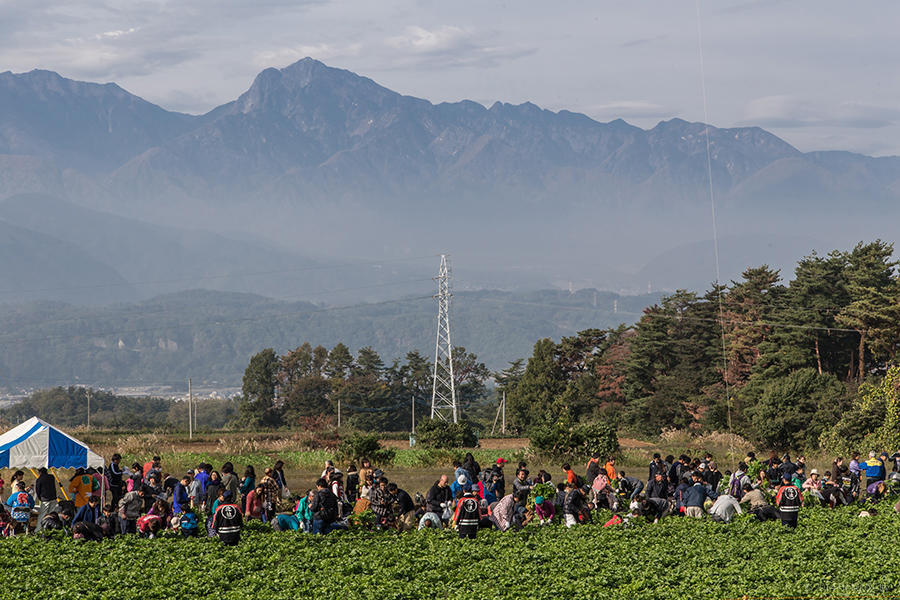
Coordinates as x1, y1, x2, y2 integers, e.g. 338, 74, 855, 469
496, 458, 508, 465
222, 490, 234, 501
810, 468, 819, 475
781, 473, 791, 482
699, 462, 707, 470
332, 469, 343, 477
534, 496, 544, 505
457, 475, 467, 485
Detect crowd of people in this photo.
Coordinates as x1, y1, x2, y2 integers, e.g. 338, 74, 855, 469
3, 448, 900, 542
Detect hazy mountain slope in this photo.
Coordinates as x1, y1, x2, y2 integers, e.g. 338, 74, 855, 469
0, 220, 135, 304
0, 193, 440, 303
0, 288, 659, 388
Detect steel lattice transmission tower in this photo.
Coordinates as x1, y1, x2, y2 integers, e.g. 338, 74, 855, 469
430, 254, 457, 423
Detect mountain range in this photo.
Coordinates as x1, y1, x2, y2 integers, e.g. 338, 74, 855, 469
2, 58, 898, 300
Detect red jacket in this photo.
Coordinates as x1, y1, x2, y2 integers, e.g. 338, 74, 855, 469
245, 490, 263, 519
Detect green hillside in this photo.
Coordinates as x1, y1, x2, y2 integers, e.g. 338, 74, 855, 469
0, 288, 658, 389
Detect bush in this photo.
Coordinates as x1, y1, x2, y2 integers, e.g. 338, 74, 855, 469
747, 368, 847, 451
820, 366, 900, 455
336, 433, 396, 465
415, 418, 478, 449
529, 416, 619, 459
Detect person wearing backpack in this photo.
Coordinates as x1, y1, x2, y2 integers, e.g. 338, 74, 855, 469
179, 505, 199, 538
775, 473, 802, 528
728, 463, 750, 500
310, 478, 339, 534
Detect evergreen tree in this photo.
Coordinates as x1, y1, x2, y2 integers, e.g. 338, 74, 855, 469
507, 338, 565, 431
237, 348, 281, 427
836, 241, 900, 380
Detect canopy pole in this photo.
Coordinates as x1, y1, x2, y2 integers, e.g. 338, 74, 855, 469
100, 458, 106, 506
52, 468, 70, 501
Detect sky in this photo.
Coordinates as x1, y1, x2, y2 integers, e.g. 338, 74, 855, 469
1, 0, 898, 156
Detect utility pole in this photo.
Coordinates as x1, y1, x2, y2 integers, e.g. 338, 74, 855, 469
502, 391, 506, 434
491, 391, 507, 436
430, 254, 457, 423
337, 396, 341, 428
411, 395, 415, 433
86, 388, 91, 430
188, 378, 193, 440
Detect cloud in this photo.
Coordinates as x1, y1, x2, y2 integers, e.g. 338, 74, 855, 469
621, 35, 667, 48
254, 43, 362, 68
387, 25, 471, 53
383, 24, 535, 69
742, 95, 900, 129
95, 28, 138, 40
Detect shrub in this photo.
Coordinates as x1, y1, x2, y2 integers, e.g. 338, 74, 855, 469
415, 418, 478, 449
529, 416, 619, 459
821, 365, 900, 455
336, 433, 396, 465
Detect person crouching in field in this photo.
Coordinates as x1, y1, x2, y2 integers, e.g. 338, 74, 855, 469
534, 495, 555, 525
775, 473, 802, 528
563, 481, 587, 527
178, 505, 199, 538
453, 488, 480, 539
683, 471, 717, 518
211, 490, 243, 545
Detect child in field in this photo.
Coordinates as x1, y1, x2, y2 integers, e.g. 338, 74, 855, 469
97, 504, 120, 539
179, 505, 199, 538
563, 464, 577, 485
533, 495, 555, 525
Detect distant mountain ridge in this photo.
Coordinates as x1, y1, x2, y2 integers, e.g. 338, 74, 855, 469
4, 58, 896, 215
1, 58, 898, 293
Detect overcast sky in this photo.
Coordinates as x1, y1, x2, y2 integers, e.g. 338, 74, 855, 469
2, 0, 898, 155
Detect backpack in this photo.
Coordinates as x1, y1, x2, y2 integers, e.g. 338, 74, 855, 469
728, 473, 745, 500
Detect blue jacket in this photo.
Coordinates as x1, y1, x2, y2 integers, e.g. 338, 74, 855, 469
863, 458, 885, 480
6, 491, 35, 510
179, 511, 199, 531
194, 471, 210, 494
682, 482, 717, 507
72, 503, 100, 525
450, 479, 471, 499
173, 483, 190, 513
454, 467, 472, 484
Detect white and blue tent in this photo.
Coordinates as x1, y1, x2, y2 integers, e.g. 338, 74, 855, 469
0, 417, 103, 469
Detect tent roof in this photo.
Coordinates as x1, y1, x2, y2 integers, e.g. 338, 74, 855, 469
0, 416, 104, 469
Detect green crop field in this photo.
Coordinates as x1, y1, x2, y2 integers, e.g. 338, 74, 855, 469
1, 501, 897, 600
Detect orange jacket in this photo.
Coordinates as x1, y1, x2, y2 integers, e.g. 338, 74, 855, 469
605, 462, 618, 481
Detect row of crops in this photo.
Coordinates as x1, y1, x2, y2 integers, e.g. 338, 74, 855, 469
1, 501, 898, 599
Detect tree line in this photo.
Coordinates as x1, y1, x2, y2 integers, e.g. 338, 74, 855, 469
504, 241, 900, 451
237, 343, 492, 430
0, 386, 239, 430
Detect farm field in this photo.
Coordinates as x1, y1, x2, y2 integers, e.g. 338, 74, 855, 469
1, 502, 897, 600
